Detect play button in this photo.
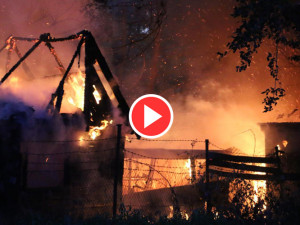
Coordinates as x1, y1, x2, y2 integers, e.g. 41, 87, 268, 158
129, 94, 174, 139
144, 105, 162, 128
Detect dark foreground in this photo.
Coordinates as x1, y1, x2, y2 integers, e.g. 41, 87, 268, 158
1, 208, 300, 225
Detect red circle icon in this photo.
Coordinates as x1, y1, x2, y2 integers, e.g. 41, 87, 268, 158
129, 94, 174, 139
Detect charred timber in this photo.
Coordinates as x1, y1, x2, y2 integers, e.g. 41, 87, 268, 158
81, 31, 130, 122
47, 37, 84, 113
0, 39, 41, 84
45, 42, 66, 74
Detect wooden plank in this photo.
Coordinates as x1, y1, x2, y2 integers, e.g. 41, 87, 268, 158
208, 152, 277, 164
83, 31, 130, 119
210, 160, 279, 174
209, 169, 277, 180
0, 40, 42, 84
210, 169, 300, 181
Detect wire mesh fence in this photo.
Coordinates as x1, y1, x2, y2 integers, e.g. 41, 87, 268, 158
17, 135, 122, 217
19, 135, 213, 217
1, 128, 231, 218
121, 138, 213, 217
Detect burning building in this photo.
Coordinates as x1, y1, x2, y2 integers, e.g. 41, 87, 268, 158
0, 30, 131, 216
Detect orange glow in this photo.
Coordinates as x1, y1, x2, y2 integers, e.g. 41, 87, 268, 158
5, 36, 15, 50
65, 69, 85, 111
282, 140, 288, 148
123, 157, 203, 194
88, 120, 113, 140
253, 179, 266, 205
93, 85, 101, 104
185, 158, 192, 182
9, 77, 19, 85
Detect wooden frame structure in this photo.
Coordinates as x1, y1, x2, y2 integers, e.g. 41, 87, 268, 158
0, 30, 133, 132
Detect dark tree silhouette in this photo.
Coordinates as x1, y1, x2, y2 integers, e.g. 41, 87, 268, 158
219, 0, 300, 112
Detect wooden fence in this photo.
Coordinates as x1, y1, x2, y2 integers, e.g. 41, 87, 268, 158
205, 139, 300, 182
204, 139, 300, 212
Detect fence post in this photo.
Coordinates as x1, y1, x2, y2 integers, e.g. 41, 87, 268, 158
21, 153, 28, 190
127, 153, 132, 194
205, 139, 211, 213
275, 145, 284, 198
275, 146, 281, 172
113, 124, 122, 218
191, 157, 196, 184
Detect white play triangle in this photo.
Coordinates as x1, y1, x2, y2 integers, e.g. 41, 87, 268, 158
144, 105, 162, 128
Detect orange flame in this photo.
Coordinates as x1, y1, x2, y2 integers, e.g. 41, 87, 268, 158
65, 69, 85, 111
93, 85, 101, 104
88, 120, 113, 140
185, 158, 192, 182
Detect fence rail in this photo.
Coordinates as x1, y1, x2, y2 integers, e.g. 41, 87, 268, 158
206, 140, 300, 182
208, 152, 277, 164
209, 159, 279, 173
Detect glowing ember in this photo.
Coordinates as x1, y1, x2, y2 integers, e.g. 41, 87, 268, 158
5, 36, 15, 50
184, 212, 189, 220
168, 206, 174, 218
9, 77, 19, 85
282, 140, 288, 148
125, 135, 132, 143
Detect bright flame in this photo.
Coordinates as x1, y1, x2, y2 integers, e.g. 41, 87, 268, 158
184, 213, 189, 220
88, 120, 113, 140
282, 140, 288, 148
252, 163, 267, 210
9, 77, 19, 83
66, 69, 85, 110
185, 158, 192, 182
78, 136, 84, 146
168, 206, 174, 218
63, 70, 113, 140
8, 77, 19, 88
93, 85, 101, 104
5, 36, 15, 50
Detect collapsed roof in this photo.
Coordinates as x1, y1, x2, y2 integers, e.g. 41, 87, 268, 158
0, 30, 133, 134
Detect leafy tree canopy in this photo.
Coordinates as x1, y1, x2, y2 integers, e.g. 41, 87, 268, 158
219, 0, 300, 112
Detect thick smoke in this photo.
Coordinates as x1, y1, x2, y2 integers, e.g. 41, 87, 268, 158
0, 0, 100, 144
0, 0, 123, 114
126, 80, 266, 156
0, 0, 91, 37
123, 0, 300, 155
0, 0, 299, 156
